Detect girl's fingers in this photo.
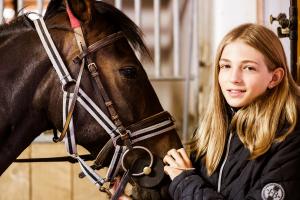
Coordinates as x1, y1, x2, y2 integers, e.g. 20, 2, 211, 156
167, 148, 192, 167
164, 148, 193, 168
167, 149, 180, 159
177, 148, 190, 163
163, 154, 178, 167
164, 148, 195, 180
177, 148, 192, 168
167, 149, 185, 165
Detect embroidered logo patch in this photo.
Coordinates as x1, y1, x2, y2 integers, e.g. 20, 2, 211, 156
261, 183, 285, 200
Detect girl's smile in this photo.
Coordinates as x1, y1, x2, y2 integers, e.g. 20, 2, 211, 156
226, 89, 246, 98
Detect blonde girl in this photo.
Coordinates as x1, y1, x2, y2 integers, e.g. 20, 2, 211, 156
164, 23, 300, 200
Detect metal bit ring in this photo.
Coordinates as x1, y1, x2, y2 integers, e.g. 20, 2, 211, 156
121, 146, 154, 177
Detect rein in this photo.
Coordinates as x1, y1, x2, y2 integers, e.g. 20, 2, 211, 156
14, 154, 93, 163
14, 9, 177, 199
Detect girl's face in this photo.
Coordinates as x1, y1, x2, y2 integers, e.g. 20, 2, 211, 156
218, 40, 274, 108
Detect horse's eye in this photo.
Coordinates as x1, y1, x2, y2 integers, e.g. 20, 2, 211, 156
119, 67, 137, 79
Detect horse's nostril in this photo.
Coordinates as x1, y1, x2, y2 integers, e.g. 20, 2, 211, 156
131, 156, 165, 188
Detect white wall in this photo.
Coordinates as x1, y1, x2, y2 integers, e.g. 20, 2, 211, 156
211, 0, 257, 57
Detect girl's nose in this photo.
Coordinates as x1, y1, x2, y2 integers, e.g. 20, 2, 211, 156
229, 68, 242, 83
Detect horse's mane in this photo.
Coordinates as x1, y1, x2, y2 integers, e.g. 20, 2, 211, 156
44, 0, 151, 58
0, 15, 33, 37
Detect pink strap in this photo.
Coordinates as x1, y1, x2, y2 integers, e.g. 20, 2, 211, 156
66, 6, 81, 28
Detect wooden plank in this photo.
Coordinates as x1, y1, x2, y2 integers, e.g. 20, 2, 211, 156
0, 147, 30, 200
31, 143, 71, 200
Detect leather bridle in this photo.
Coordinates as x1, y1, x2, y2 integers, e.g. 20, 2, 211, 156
25, 8, 177, 199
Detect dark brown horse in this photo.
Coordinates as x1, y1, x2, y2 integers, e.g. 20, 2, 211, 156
0, 0, 182, 199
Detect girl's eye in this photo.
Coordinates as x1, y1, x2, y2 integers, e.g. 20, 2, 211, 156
119, 66, 137, 79
243, 66, 256, 71
219, 64, 230, 69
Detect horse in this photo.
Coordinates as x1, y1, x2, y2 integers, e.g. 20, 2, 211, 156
0, 0, 182, 199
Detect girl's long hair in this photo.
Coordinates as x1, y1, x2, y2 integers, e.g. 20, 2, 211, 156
191, 23, 300, 176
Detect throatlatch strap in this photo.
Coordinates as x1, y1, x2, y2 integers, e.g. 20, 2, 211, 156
63, 92, 77, 155
58, 57, 85, 142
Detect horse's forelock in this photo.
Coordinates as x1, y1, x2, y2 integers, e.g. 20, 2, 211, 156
94, 1, 151, 59
44, 0, 65, 20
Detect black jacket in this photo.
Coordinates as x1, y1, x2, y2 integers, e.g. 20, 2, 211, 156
169, 123, 300, 200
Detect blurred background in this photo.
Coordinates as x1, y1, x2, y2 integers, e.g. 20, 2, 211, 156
0, 0, 297, 199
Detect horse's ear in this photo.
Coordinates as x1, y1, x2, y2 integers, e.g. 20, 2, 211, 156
65, 0, 94, 23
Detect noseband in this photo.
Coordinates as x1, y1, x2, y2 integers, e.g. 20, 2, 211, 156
31, 9, 176, 199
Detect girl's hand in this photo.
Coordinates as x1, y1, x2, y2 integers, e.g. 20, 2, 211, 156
163, 148, 194, 180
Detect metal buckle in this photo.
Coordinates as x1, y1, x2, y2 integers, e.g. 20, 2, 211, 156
120, 129, 130, 140
88, 63, 99, 77
119, 129, 132, 148
88, 62, 97, 72
99, 183, 112, 198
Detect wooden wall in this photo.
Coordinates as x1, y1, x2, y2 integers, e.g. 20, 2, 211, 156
0, 143, 109, 200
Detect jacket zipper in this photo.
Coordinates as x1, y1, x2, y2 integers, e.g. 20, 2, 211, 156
217, 132, 233, 193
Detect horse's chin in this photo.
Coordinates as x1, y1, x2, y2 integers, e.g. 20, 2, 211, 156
131, 177, 172, 200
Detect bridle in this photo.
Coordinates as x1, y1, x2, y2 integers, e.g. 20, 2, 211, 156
27, 7, 177, 199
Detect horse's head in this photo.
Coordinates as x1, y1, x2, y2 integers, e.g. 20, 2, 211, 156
35, 0, 182, 199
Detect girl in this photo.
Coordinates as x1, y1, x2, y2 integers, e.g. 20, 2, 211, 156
163, 23, 300, 200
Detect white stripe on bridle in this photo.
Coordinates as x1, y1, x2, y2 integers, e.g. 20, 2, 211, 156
34, 18, 73, 85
